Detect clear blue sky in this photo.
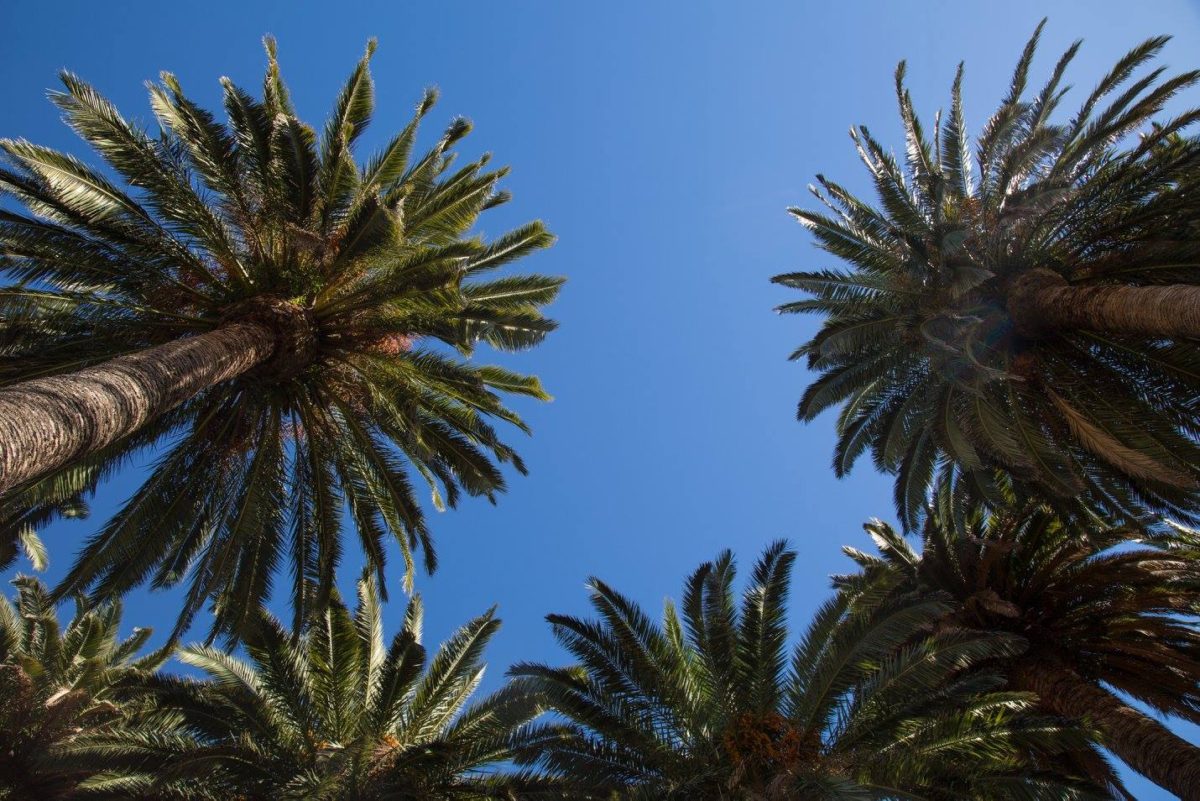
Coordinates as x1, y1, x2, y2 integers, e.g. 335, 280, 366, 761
3, 2, 1198, 796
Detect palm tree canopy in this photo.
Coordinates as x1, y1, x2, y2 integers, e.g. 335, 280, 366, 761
129, 574, 563, 800
0, 38, 562, 640
839, 504, 1200, 734
510, 542, 1099, 800
774, 20, 1200, 529
0, 576, 170, 800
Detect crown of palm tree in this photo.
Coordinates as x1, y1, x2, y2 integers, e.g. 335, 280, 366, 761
0, 576, 170, 800
838, 503, 1200, 796
0, 38, 562, 640
510, 542, 1097, 800
126, 574, 563, 799
844, 508, 1200, 713
774, 21, 1200, 529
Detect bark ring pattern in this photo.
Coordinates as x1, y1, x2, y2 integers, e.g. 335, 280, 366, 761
223, 296, 318, 382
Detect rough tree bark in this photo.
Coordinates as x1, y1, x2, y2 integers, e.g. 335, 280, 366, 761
0, 321, 275, 495
1008, 268, 1200, 340
1012, 658, 1200, 800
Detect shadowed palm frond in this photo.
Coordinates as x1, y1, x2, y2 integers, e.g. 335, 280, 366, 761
835, 500, 1200, 797
512, 543, 1102, 800
131, 573, 566, 799
0, 576, 173, 800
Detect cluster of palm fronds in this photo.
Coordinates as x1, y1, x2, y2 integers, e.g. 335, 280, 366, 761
0, 574, 566, 799
6, 506, 1198, 799
2, 17, 1200, 801
775, 21, 1200, 530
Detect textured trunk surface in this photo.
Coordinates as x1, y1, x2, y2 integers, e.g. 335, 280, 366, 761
0, 321, 274, 494
1008, 268, 1200, 339
1013, 658, 1200, 800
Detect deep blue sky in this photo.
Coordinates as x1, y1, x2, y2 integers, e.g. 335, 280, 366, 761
3, 2, 1199, 796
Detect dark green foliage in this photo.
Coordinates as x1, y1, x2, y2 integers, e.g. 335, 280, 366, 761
837, 502, 1200, 793
128, 574, 566, 799
511, 543, 1099, 800
775, 21, 1200, 529
0, 577, 171, 799
0, 39, 562, 640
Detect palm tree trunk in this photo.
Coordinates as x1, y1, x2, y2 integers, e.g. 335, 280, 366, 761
0, 321, 275, 495
1012, 659, 1200, 800
1007, 268, 1200, 339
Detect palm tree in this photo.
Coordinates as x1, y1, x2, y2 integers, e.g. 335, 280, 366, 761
773, 21, 1200, 528
837, 504, 1200, 798
129, 574, 564, 799
510, 542, 1100, 800
0, 576, 170, 799
0, 39, 562, 639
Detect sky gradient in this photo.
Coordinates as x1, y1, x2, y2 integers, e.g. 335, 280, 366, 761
3, 2, 1199, 796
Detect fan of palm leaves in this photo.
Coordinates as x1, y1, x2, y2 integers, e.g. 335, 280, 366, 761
122, 574, 566, 799
774, 21, 1200, 529
510, 542, 1100, 800
0, 37, 562, 640
0, 576, 170, 800
836, 501, 1200, 797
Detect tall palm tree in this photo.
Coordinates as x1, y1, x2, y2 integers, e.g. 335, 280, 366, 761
0, 576, 170, 799
129, 575, 564, 799
773, 22, 1200, 528
837, 504, 1200, 798
510, 542, 1100, 800
0, 39, 562, 638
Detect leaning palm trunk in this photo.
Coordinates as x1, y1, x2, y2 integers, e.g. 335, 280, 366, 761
1009, 268, 1200, 339
1013, 659, 1200, 800
0, 321, 276, 494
